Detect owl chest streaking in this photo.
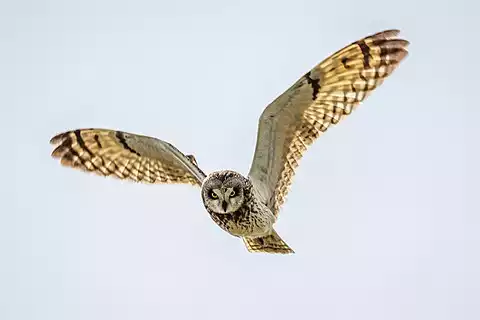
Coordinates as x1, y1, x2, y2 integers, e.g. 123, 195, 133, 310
50, 30, 409, 254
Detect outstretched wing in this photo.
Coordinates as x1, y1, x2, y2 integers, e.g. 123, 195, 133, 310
248, 29, 409, 216
50, 129, 206, 185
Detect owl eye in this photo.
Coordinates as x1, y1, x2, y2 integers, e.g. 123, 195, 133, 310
210, 191, 218, 199
230, 190, 236, 198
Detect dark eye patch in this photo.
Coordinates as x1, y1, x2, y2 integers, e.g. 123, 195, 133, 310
209, 190, 218, 199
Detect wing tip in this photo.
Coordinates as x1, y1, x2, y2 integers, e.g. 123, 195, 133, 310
50, 131, 69, 145
370, 29, 410, 48
50, 132, 72, 159
395, 48, 409, 62
385, 28, 401, 35
372, 29, 401, 39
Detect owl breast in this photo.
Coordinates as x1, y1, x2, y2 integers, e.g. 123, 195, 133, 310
207, 195, 275, 238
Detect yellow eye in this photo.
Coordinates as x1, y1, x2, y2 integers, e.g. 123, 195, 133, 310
210, 191, 218, 199
230, 190, 236, 198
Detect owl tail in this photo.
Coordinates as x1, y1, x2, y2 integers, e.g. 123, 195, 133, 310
242, 229, 294, 254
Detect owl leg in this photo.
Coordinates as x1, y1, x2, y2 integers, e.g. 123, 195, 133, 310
242, 229, 294, 254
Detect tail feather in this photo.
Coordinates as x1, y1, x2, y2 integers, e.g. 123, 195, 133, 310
243, 229, 294, 254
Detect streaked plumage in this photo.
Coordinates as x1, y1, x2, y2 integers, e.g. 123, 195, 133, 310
50, 30, 409, 254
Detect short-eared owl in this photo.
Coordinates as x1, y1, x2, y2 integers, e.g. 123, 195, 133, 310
50, 30, 409, 254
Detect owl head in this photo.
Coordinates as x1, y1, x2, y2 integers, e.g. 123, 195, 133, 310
201, 170, 250, 214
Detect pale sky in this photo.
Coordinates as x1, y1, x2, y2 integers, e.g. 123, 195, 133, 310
2, 0, 478, 320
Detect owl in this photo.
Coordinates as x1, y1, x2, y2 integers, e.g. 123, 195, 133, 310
50, 30, 409, 254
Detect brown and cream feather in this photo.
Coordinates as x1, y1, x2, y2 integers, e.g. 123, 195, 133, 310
50, 129, 206, 185
248, 29, 409, 216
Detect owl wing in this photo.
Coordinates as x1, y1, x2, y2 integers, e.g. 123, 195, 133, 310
248, 29, 409, 216
50, 128, 206, 185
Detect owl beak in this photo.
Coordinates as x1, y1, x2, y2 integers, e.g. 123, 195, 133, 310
222, 200, 228, 212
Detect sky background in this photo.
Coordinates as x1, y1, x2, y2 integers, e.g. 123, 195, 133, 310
2, 0, 478, 319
